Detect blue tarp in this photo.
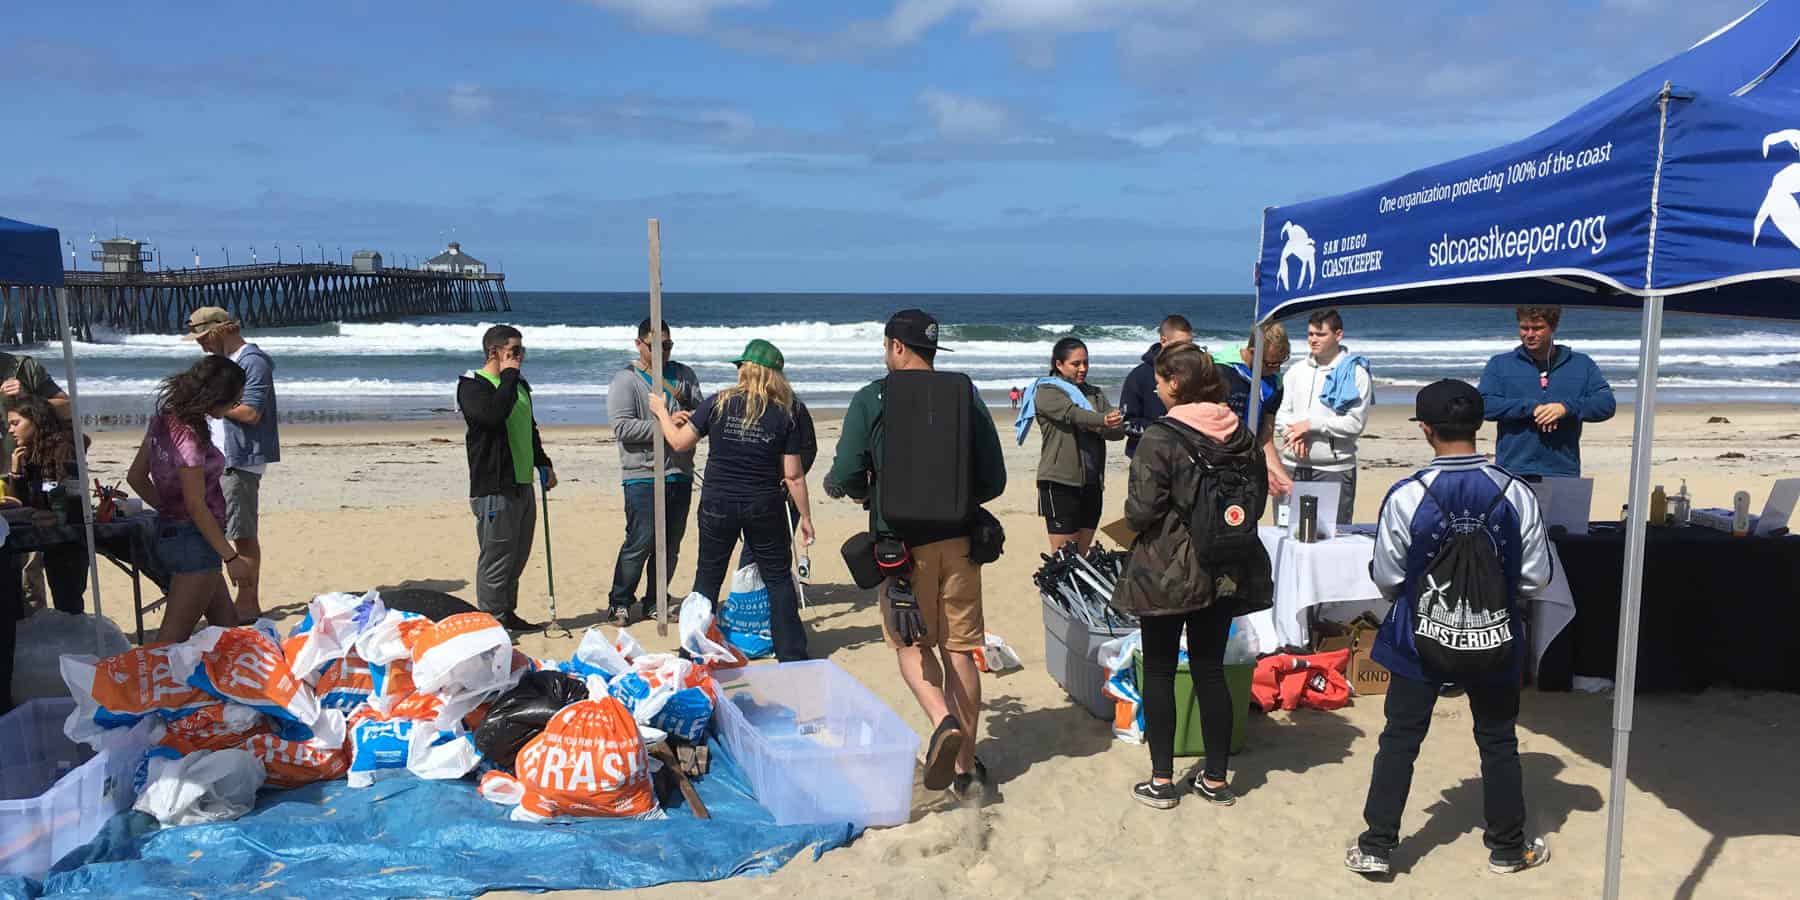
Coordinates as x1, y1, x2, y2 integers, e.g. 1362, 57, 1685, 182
0, 738, 857, 900
1255, 0, 1800, 324
0, 217, 63, 287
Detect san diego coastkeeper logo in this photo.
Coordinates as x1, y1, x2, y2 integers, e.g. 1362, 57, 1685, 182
1756, 129, 1800, 250
1277, 221, 1317, 291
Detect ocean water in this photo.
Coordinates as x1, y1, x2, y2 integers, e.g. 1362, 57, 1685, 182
36, 292, 1800, 426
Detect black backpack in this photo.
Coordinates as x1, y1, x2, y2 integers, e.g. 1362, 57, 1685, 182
1409, 480, 1515, 680
877, 370, 974, 534
1160, 422, 1266, 566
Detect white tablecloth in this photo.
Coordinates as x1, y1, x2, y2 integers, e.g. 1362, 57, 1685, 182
1243, 525, 1576, 673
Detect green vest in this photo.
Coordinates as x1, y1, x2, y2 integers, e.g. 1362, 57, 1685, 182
475, 369, 534, 485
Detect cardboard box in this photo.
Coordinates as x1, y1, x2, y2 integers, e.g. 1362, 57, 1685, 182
1314, 615, 1392, 696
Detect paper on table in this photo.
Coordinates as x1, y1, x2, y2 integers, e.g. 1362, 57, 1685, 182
1536, 477, 1593, 533
1755, 478, 1800, 536
1287, 481, 1341, 540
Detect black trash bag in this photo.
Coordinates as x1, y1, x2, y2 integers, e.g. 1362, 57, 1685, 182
373, 589, 479, 621
473, 670, 590, 770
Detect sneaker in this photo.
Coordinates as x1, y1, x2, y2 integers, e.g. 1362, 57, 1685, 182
949, 758, 993, 806
1191, 774, 1237, 806
609, 605, 633, 627
1133, 780, 1181, 810
1489, 837, 1551, 875
921, 716, 966, 792
498, 612, 546, 634
1345, 846, 1392, 876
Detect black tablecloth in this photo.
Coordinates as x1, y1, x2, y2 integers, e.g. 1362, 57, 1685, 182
2, 514, 169, 590
1539, 525, 1800, 693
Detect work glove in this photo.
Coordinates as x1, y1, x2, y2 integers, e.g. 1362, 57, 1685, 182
886, 579, 927, 647
823, 474, 847, 499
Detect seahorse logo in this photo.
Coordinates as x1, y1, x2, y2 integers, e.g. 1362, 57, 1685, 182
1278, 221, 1316, 291
1754, 129, 1800, 251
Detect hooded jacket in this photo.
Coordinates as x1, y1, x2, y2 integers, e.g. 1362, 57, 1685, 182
1119, 342, 1166, 458
1113, 404, 1274, 618
1275, 346, 1372, 472
1478, 344, 1615, 477
457, 368, 552, 498
607, 360, 702, 483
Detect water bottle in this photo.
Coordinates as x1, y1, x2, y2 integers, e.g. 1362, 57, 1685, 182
1298, 495, 1319, 543
796, 553, 811, 583
1732, 491, 1752, 537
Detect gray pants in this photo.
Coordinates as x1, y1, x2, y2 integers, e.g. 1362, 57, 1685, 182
471, 485, 536, 616
1294, 466, 1357, 524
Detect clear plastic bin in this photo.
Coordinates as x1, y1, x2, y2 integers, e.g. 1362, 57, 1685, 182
0, 698, 150, 879
712, 661, 919, 828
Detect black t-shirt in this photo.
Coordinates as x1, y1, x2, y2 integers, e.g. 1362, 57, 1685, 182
690, 394, 804, 503
1221, 364, 1281, 429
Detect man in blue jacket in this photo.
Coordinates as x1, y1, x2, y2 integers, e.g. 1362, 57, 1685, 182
1346, 379, 1553, 879
1478, 306, 1615, 477
1118, 314, 1192, 457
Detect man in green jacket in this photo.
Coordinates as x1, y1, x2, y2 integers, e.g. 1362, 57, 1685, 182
826, 309, 1006, 804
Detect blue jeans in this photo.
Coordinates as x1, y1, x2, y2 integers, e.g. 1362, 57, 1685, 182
157, 520, 223, 575
609, 480, 692, 612
692, 494, 808, 662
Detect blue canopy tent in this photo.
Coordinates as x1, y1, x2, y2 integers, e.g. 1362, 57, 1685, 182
1246, 2, 1800, 895
0, 216, 106, 637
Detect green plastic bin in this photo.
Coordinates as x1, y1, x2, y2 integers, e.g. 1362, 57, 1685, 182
1133, 653, 1254, 756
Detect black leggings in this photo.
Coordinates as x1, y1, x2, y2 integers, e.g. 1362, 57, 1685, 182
1141, 605, 1235, 781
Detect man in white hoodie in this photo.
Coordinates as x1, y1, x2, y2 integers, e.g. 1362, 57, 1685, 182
1275, 309, 1372, 524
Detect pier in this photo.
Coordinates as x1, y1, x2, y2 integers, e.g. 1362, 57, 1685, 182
0, 246, 509, 346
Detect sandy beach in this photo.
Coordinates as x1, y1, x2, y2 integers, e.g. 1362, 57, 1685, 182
71, 401, 1800, 898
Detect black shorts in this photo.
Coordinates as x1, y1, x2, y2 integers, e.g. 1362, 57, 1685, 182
1039, 480, 1103, 534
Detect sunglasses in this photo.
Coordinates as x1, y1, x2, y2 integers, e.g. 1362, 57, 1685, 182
639, 338, 675, 352
506, 345, 527, 360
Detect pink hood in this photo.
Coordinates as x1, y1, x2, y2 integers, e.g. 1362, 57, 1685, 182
1165, 402, 1240, 442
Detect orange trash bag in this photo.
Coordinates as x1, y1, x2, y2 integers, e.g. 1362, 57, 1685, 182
508, 696, 658, 821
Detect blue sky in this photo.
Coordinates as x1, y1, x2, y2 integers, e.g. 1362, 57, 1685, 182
0, 0, 1754, 291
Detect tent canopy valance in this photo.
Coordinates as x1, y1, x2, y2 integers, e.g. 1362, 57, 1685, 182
1253, 0, 1800, 326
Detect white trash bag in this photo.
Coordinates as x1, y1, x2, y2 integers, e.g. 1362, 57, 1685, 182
133, 748, 268, 826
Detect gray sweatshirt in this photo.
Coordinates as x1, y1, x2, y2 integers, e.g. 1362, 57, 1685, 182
607, 361, 702, 482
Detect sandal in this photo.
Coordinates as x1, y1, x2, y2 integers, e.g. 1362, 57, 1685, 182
921, 716, 965, 792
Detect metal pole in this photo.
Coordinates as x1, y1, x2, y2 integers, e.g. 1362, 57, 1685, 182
1603, 82, 1674, 900
648, 219, 669, 634
1603, 294, 1662, 898
53, 288, 105, 652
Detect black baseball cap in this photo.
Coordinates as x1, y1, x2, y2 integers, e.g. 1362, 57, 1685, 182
1411, 379, 1483, 428
885, 308, 952, 353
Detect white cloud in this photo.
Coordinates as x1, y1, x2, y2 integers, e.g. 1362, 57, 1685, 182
447, 83, 493, 118
580, 0, 765, 32
919, 89, 1015, 142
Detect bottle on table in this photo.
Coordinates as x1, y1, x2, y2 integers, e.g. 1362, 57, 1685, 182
1649, 484, 1668, 526
1732, 491, 1752, 537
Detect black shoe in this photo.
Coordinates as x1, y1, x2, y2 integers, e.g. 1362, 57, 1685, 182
498, 612, 546, 634
1191, 773, 1237, 806
608, 605, 634, 627
949, 757, 992, 806
1133, 779, 1180, 809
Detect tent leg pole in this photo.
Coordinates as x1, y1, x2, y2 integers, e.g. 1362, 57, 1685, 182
54, 288, 107, 656
648, 219, 669, 636
1603, 292, 1663, 900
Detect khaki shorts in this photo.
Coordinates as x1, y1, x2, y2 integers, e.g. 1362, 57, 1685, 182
879, 537, 984, 652
221, 468, 261, 541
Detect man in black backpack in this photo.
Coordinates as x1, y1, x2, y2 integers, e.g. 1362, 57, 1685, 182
825, 309, 1007, 804
1346, 379, 1553, 879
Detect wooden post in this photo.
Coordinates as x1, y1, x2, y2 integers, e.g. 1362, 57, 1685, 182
649, 218, 670, 634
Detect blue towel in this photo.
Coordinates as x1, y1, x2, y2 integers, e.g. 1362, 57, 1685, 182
1014, 376, 1093, 445
1319, 353, 1372, 414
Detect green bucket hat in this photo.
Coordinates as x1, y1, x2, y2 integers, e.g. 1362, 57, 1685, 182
732, 338, 785, 372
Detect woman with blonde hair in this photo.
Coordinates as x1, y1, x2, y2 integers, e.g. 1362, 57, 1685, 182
651, 339, 814, 661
